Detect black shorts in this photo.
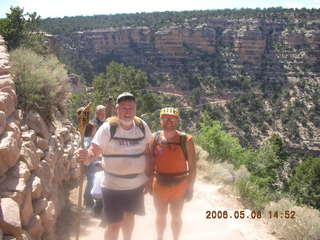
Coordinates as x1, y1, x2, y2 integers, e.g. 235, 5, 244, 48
102, 185, 145, 224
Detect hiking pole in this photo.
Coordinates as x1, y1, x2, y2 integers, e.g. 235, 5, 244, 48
75, 103, 91, 240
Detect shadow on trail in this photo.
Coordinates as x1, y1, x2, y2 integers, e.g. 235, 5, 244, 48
56, 203, 103, 240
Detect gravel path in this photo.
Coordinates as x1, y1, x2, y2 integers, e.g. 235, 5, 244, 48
59, 181, 278, 240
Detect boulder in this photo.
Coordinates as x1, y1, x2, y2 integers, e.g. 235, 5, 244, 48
9, 161, 31, 181
0, 161, 30, 194
0, 132, 20, 176
26, 215, 44, 240
40, 201, 56, 238
0, 75, 14, 90
20, 192, 34, 227
31, 176, 43, 200
56, 127, 70, 144
25, 111, 50, 140
36, 149, 45, 160
5, 119, 20, 138
35, 137, 48, 151
0, 88, 16, 117
21, 130, 36, 142
33, 198, 48, 215
1, 198, 21, 228
34, 161, 53, 198
20, 141, 40, 172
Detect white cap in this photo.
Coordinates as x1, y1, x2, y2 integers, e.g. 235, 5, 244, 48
96, 105, 105, 111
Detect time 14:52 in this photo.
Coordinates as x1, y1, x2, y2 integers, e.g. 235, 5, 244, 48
268, 210, 296, 219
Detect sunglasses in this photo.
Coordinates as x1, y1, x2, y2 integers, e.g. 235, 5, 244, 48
161, 117, 179, 122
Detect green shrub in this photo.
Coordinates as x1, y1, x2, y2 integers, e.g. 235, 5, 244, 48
196, 112, 249, 167
10, 48, 69, 121
235, 176, 273, 210
245, 143, 281, 186
289, 158, 320, 209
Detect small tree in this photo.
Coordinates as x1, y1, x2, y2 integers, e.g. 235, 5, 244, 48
0, 7, 45, 52
92, 61, 148, 106
10, 48, 69, 121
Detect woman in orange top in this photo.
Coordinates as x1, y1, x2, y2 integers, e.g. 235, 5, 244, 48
149, 107, 197, 240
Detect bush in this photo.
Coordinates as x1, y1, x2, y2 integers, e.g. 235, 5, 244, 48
289, 158, 320, 209
265, 199, 320, 240
10, 48, 69, 121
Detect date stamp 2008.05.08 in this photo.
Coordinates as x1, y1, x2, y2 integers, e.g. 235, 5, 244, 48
205, 210, 296, 220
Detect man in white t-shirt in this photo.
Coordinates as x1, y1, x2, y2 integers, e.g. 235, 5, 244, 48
78, 92, 152, 240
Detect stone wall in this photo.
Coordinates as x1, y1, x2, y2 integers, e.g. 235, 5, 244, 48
0, 36, 80, 240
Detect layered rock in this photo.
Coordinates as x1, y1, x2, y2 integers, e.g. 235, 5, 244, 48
235, 26, 267, 64
56, 17, 320, 74
0, 36, 80, 240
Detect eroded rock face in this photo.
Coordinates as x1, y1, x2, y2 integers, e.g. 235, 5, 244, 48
305, 30, 320, 64
25, 111, 50, 140
0, 35, 80, 240
285, 31, 305, 48
235, 26, 266, 64
155, 26, 216, 57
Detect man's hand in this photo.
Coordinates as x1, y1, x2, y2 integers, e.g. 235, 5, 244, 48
76, 148, 90, 164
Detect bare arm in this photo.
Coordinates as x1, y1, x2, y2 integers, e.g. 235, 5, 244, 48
186, 137, 197, 186
144, 141, 155, 177
185, 136, 197, 201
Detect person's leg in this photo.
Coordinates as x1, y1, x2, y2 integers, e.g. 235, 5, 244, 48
169, 199, 184, 240
153, 197, 168, 240
121, 212, 135, 240
84, 171, 94, 208
101, 188, 123, 240
104, 222, 121, 240
93, 198, 103, 217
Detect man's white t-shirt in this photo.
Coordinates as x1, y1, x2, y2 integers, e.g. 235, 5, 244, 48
92, 119, 152, 190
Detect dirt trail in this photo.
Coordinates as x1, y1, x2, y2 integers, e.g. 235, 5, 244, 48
57, 181, 277, 240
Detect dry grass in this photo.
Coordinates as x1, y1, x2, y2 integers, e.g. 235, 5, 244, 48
265, 199, 320, 240
234, 165, 250, 182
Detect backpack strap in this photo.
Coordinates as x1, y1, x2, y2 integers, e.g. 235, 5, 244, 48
151, 130, 161, 157
179, 132, 188, 161
133, 116, 146, 138
106, 116, 119, 140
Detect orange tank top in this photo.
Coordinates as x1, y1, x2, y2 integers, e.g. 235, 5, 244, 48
152, 131, 190, 174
